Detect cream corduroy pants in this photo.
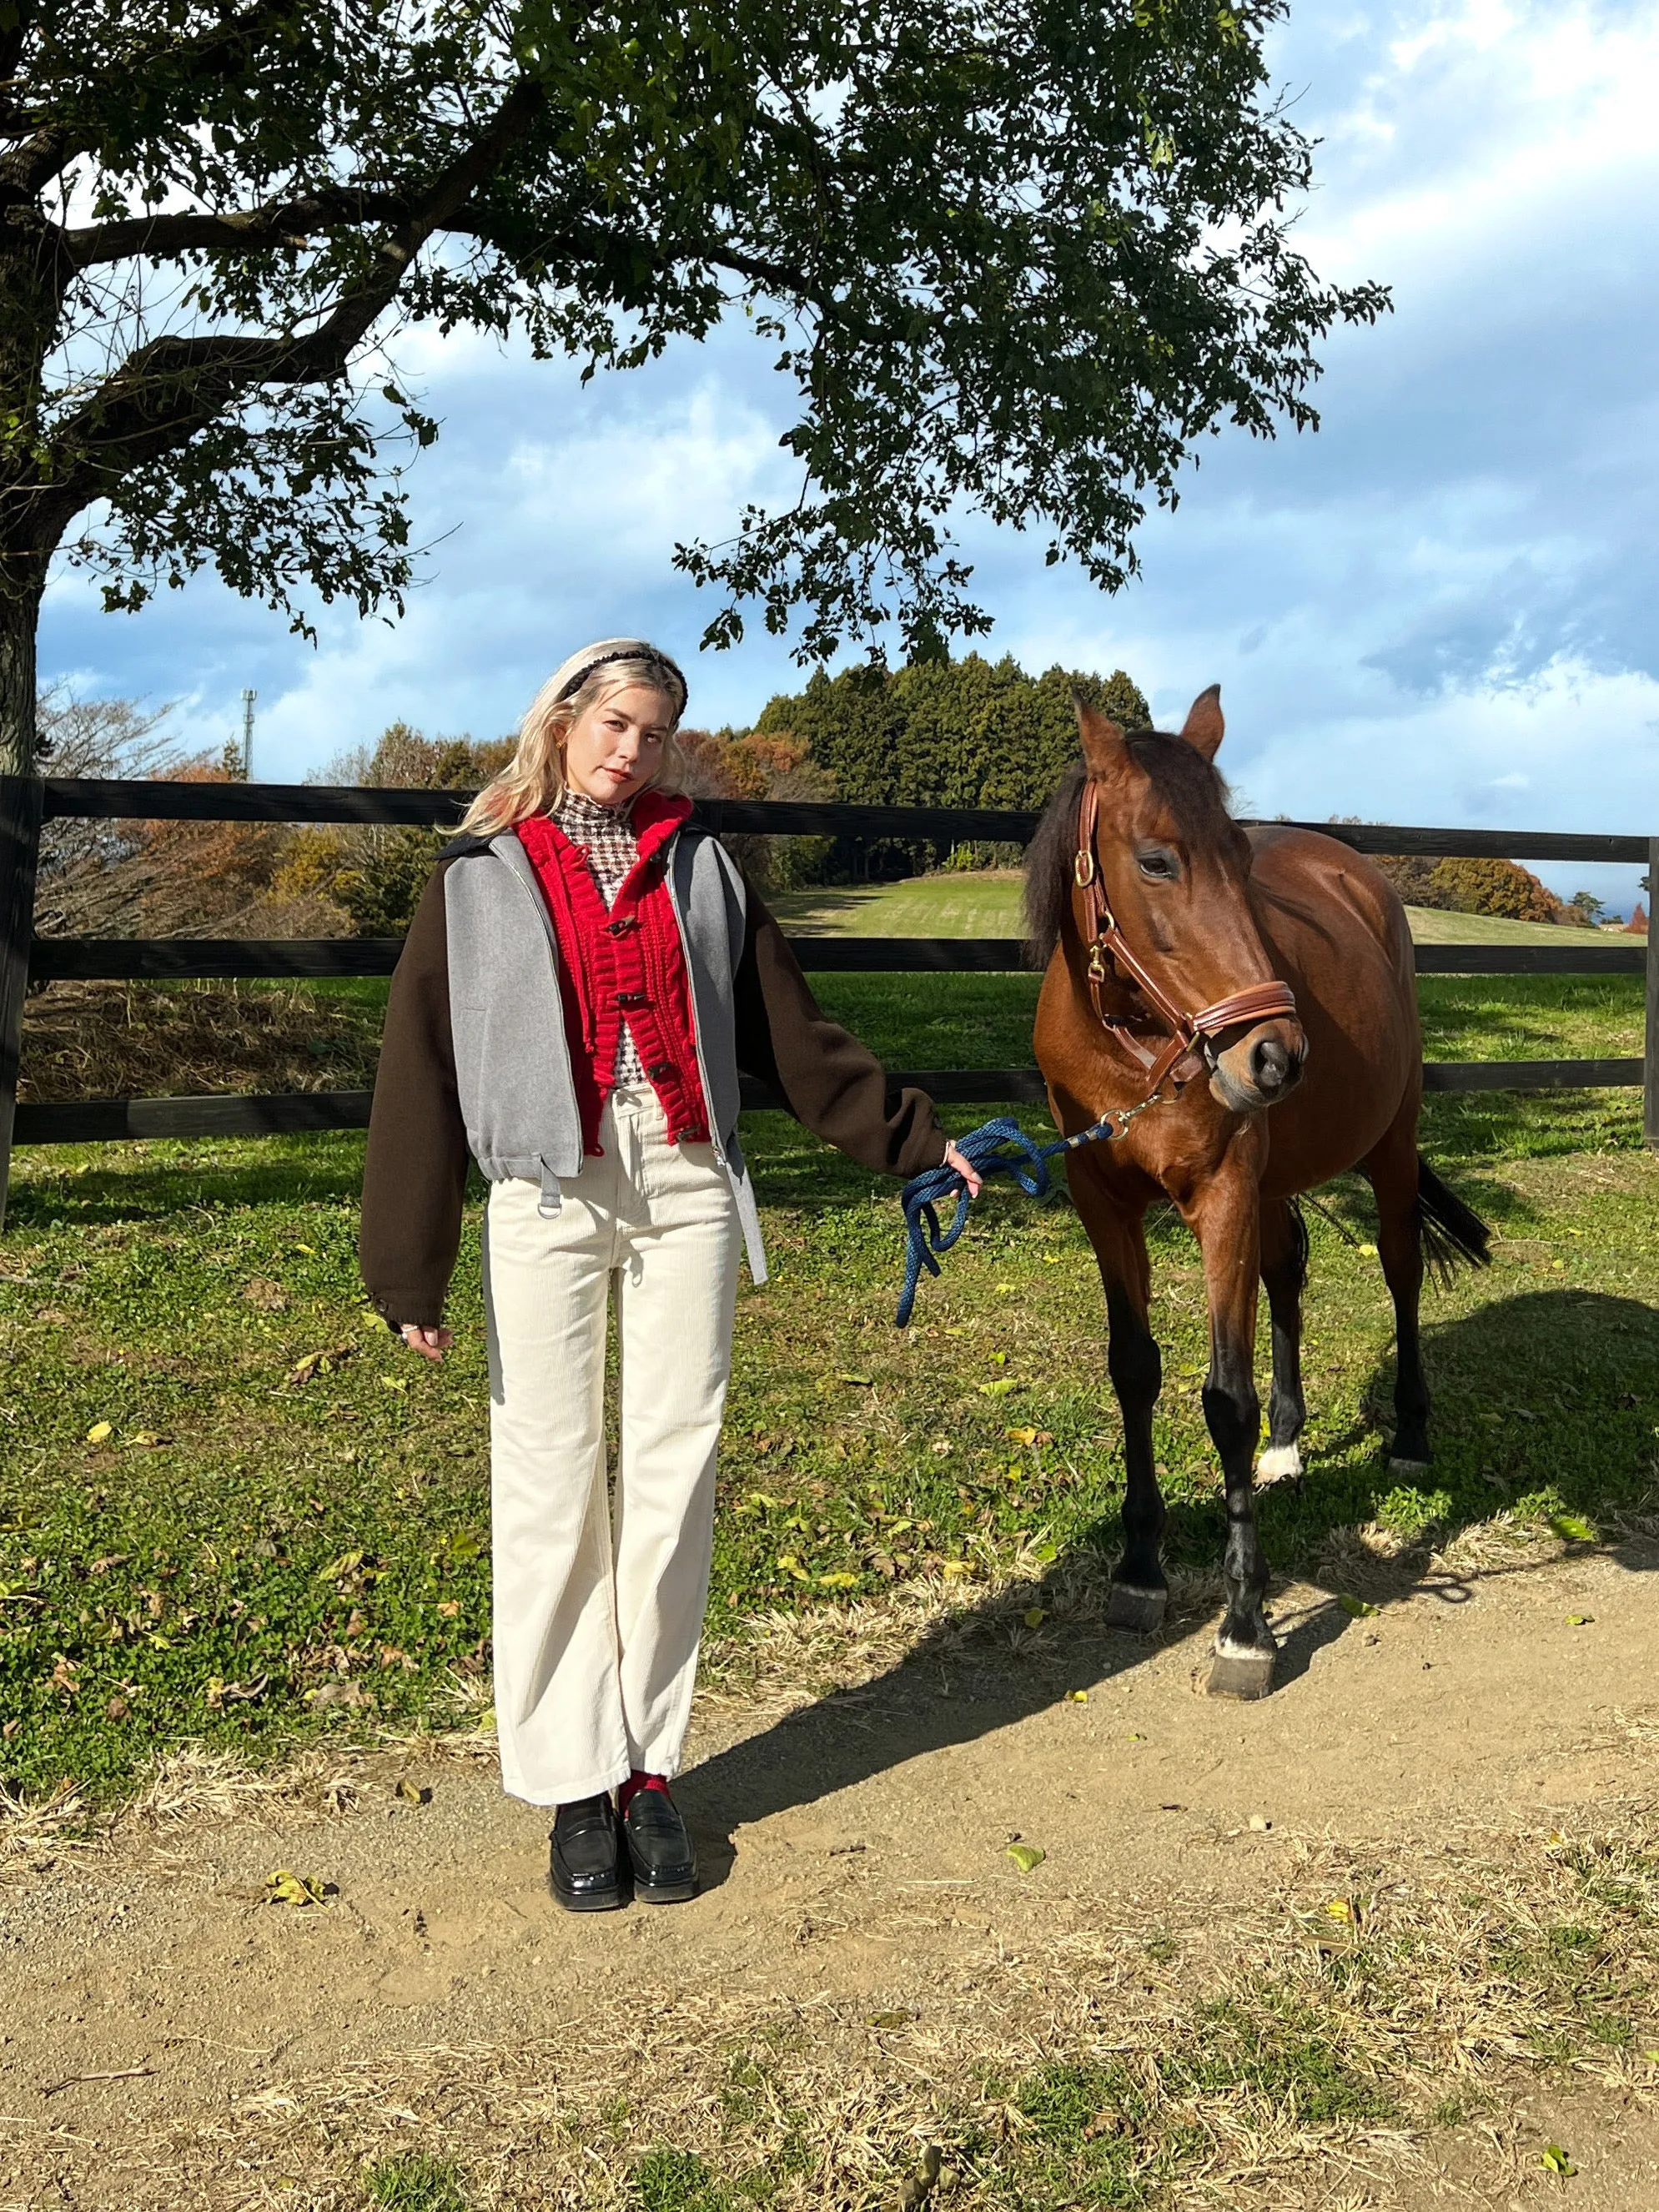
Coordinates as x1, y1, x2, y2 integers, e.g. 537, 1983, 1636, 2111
483, 1085, 739, 1805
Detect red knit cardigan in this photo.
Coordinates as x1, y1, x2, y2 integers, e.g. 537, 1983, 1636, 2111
515, 792, 711, 1155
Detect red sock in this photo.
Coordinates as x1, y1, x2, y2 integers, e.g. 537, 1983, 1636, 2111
617, 1770, 670, 1815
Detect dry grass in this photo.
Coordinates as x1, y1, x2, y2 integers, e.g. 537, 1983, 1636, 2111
17, 980, 379, 1103
6, 1810, 1655, 2209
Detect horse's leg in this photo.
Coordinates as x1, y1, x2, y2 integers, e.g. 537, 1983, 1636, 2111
1257, 1197, 1309, 1488
1364, 1103, 1431, 1471
1069, 1159, 1166, 1632
1190, 1165, 1274, 1698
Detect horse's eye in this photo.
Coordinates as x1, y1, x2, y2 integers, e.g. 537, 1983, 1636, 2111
1137, 848, 1179, 882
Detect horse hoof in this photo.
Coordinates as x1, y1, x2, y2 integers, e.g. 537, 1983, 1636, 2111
1206, 1646, 1275, 1701
1255, 1443, 1303, 1488
1104, 1583, 1167, 1635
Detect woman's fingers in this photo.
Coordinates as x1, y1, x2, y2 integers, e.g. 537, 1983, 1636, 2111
943, 1142, 983, 1198
400, 1324, 453, 1363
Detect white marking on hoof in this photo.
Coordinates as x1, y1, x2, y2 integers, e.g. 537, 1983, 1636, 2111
1255, 1443, 1303, 1486
1388, 1456, 1431, 1477
1214, 1631, 1279, 1662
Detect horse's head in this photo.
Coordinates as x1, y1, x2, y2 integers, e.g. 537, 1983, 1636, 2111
1073, 686, 1306, 1113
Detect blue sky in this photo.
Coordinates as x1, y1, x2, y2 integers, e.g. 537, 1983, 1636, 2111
42, 0, 1659, 912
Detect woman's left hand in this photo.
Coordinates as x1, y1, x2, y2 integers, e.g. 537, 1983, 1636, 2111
942, 1139, 983, 1197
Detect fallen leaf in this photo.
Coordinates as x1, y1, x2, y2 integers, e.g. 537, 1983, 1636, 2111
1006, 1843, 1046, 1873
865, 2009, 912, 2029
1067, 1688, 1088, 1704
1566, 1614, 1594, 1627
1004, 1425, 1038, 1446
304, 1681, 377, 1710
1539, 2144, 1576, 2176
1324, 1898, 1355, 1923
204, 1673, 269, 1711
242, 1277, 288, 1312
1023, 1606, 1047, 1628
394, 1778, 432, 1805
1248, 1812, 1272, 1832
899, 2145, 943, 2210
287, 1343, 357, 1387
314, 1549, 364, 1584
939, 1560, 973, 1580
1356, 1241, 1378, 1257
837, 1373, 872, 1387
1339, 1595, 1380, 1619
776, 1554, 811, 1582
84, 1420, 113, 1444
264, 1868, 332, 1908
817, 1571, 860, 1589
978, 1378, 1025, 1398
1550, 1513, 1596, 1544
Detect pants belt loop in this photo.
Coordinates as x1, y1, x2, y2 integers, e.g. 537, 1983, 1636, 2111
537, 1160, 562, 1219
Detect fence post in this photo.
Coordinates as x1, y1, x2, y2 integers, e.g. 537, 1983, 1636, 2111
1646, 835, 1659, 1151
0, 775, 43, 1231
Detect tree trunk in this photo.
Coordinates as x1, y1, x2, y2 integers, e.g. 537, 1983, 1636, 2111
0, 567, 42, 777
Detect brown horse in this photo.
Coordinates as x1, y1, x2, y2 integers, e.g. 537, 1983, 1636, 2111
1028, 688, 1490, 1697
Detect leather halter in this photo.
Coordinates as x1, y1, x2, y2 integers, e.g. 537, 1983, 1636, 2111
1072, 778, 1299, 1103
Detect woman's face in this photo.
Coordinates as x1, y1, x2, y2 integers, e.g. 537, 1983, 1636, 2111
561, 683, 676, 809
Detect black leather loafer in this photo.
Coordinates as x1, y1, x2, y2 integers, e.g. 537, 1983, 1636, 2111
622, 1787, 697, 1903
549, 1793, 627, 1912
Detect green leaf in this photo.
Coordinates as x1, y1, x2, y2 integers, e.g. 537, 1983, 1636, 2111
1550, 1514, 1596, 1543
1006, 1842, 1046, 1873
1540, 2144, 1576, 2176
1338, 1595, 1380, 1618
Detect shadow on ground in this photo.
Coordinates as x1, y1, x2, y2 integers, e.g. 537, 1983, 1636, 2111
681, 1287, 1659, 1886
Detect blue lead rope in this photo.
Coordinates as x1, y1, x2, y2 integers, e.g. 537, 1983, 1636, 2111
894, 1108, 1132, 1327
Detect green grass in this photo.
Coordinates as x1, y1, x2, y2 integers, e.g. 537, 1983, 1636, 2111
2, 930, 1654, 1805
770, 869, 1634, 948
771, 872, 1026, 937
364, 2150, 470, 2210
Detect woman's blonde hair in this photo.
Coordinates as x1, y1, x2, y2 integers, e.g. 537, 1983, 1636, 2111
460, 638, 690, 837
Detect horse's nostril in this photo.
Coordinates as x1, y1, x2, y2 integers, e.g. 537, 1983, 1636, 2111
1251, 1038, 1289, 1092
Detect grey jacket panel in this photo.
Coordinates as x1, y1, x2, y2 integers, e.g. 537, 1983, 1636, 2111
442, 823, 767, 1279
667, 834, 767, 1282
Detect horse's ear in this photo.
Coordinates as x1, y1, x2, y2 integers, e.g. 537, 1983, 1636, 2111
1074, 698, 1128, 775
1179, 685, 1224, 762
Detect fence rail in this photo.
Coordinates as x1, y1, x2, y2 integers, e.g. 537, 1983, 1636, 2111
4, 776, 1656, 1226
23, 933, 1652, 983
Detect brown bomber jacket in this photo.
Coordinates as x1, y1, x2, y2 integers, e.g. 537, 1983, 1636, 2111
359, 840, 947, 1329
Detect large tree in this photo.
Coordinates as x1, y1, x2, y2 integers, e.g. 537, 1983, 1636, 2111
0, 0, 1385, 775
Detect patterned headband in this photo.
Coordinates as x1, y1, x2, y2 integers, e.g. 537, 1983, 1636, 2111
555, 644, 687, 713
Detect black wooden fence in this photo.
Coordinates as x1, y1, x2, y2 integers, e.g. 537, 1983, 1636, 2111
2, 775, 1655, 1229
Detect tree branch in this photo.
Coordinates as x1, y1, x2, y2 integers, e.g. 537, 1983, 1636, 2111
21, 73, 545, 550
0, 0, 301, 197
62, 187, 423, 269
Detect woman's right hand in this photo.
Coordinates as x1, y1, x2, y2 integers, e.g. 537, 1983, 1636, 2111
400, 1323, 454, 1364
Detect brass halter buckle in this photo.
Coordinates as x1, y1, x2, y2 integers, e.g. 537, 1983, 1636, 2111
1073, 847, 1095, 887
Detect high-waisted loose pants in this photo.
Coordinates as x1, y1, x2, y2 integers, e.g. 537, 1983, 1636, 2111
482, 1085, 740, 1804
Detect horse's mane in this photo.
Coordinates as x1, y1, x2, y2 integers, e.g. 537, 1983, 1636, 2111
1022, 732, 1234, 967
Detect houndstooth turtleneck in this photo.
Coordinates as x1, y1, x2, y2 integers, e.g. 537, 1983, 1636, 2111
548, 787, 646, 1083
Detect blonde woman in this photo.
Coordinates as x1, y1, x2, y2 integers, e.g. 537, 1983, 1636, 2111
359, 639, 980, 1912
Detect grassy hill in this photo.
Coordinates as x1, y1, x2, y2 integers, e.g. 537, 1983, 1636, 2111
773, 872, 1611, 948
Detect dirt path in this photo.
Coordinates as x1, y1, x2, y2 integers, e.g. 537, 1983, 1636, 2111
4, 1543, 1658, 2209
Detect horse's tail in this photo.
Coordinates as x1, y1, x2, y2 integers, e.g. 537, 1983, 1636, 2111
1417, 1156, 1492, 1285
